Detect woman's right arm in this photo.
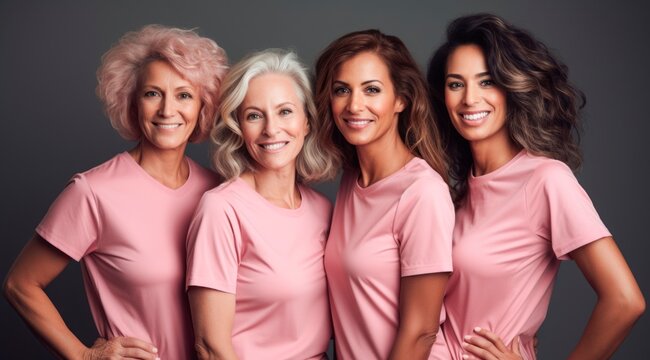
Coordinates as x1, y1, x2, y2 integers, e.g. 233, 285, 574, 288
188, 287, 238, 360
3, 235, 158, 360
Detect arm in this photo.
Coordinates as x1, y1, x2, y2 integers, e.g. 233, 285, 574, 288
388, 272, 449, 360
188, 286, 239, 360
462, 237, 645, 360
3, 235, 158, 360
566, 236, 645, 359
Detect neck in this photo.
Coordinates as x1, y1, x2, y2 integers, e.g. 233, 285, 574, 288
128, 141, 189, 189
240, 166, 300, 209
356, 133, 413, 187
469, 134, 521, 176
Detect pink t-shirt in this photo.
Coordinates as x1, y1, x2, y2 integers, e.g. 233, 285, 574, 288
186, 177, 333, 360
36, 152, 218, 360
324, 157, 455, 360
442, 150, 611, 360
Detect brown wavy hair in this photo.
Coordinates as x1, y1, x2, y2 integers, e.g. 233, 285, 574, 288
427, 13, 585, 205
315, 29, 448, 182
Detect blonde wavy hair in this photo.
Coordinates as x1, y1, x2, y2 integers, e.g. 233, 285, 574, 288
211, 49, 339, 182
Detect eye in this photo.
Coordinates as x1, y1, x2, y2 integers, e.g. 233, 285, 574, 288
279, 108, 293, 116
178, 92, 193, 100
143, 90, 160, 97
446, 81, 463, 90
480, 79, 495, 87
245, 112, 262, 121
333, 86, 350, 96
365, 86, 381, 94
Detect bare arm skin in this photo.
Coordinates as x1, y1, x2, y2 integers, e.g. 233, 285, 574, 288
388, 272, 450, 360
188, 287, 239, 360
566, 236, 645, 359
3, 235, 158, 360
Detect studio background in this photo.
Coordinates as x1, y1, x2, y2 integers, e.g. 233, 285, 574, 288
1, 0, 647, 358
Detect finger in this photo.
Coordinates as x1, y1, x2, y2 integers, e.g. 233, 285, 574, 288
462, 340, 499, 360
120, 346, 159, 359
473, 327, 509, 352
464, 334, 501, 355
511, 336, 522, 356
116, 336, 158, 354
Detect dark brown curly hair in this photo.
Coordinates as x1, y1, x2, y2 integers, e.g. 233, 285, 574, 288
316, 29, 448, 182
427, 13, 585, 205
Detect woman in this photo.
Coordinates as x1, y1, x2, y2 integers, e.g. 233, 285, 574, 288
186, 49, 338, 360
427, 13, 645, 359
315, 30, 455, 359
3, 25, 227, 359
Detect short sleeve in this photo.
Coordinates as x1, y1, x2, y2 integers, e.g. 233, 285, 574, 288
36, 174, 100, 261
525, 162, 611, 260
394, 177, 455, 277
186, 192, 242, 294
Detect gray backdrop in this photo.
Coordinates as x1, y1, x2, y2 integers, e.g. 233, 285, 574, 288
1, 0, 648, 358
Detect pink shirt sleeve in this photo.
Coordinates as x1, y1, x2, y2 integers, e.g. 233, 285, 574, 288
186, 192, 242, 294
394, 178, 454, 277
525, 161, 611, 260
36, 174, 100, 261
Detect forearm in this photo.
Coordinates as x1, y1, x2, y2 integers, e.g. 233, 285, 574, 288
567, 294, 644, 360
4, 280, 88, 360
388, 328, 438, 360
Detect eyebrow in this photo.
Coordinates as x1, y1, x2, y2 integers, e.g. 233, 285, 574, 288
141, 85, 195, 92
333, 79, 384, 86
446, 72, 490, 80
241, 102, 297, 113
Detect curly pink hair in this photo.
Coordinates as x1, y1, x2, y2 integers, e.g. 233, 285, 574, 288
96, 24, 228, 142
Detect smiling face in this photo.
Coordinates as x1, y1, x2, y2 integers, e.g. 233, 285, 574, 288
239, 73, 309, 174
137, 60, 202, 154
444, 44, 509, 148
330, 51, 405, 151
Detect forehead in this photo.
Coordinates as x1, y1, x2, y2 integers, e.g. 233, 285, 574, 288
140, 60, 195, 87
446, 44, 488, 75
335, 51, 391, 81
242, 73, 302, 106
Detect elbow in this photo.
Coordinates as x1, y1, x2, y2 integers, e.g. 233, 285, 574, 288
627, 292, 646, 321
194, 338, 229, 360
608, 288, 646, 324
194, 340, 212, 360
408, 326, 439, 350
3, 272, 21, 307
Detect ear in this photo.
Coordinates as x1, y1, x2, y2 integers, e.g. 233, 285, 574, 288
395, 96, 406, 114
304, 116, 311, 135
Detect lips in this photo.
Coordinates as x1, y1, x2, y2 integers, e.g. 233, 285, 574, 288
259, 141, 288, 151
343, 118, 373, 129
461, 111, 489, 121
153, 122, 182, 129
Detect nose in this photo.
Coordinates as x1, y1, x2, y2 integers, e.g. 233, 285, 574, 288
346, 89, 364, 113
463, 84, 480, 106
157, 97, 176, 118
262, 115, 280, 136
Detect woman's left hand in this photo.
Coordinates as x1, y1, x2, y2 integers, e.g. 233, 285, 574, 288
461, 327, 522, 360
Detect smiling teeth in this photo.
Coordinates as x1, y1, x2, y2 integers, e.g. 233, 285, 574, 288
262, 142, 287, 150
156, 123, 181, 129
347, 120, 371, 126
463, 112, 489, 121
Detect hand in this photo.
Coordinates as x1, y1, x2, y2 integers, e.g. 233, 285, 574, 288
82, 337, 159, 360
461, 327, 522, 360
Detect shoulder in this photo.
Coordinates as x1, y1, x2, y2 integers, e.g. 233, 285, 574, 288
187, 157, 220, 188
78, 152, 129, 183
402, 158, 450, 197
525, 155, 577, 191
